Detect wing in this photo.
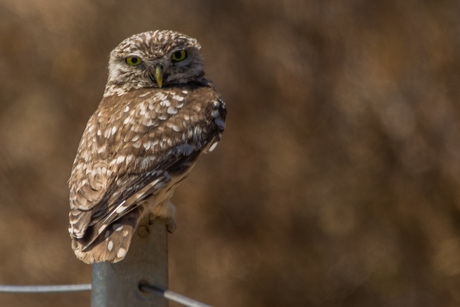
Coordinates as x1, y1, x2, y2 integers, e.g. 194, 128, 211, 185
68, 82, 226, 263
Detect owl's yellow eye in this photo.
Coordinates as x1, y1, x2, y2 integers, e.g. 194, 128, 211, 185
125, 56, 142, 66
171, 50, 187, 62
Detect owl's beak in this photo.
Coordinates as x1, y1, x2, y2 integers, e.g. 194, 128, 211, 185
155, 65, 163, 88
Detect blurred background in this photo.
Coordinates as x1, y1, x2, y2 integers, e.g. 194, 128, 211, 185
0, 0, 459, 306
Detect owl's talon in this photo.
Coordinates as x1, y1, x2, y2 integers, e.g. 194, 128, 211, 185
166, 221, 177, 234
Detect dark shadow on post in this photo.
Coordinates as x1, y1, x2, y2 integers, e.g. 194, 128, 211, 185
91, 216, 168, 307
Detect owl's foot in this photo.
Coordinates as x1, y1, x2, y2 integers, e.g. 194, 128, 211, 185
148, 214, 177, 233
166, 218, 177, 234
149, 200, 177, 234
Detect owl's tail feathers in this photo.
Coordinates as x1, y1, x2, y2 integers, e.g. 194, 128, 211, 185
71, 207, 143, 264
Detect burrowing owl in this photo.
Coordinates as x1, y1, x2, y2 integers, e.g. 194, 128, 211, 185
68, 30, 226, 263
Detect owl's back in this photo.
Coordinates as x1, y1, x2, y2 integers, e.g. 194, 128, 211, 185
69, 81, 226, 263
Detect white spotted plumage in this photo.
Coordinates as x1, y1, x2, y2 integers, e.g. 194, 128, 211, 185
68, 30, 226, 263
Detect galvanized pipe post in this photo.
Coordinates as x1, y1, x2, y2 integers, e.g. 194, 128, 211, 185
91, 216, 168, 307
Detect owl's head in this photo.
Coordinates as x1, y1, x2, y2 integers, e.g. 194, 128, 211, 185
106, 30, 205, 94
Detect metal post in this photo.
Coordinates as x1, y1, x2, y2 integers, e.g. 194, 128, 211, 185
91, 216, 168, 307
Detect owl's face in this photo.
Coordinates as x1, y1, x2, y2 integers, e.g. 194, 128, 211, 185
107, 30, 205, 91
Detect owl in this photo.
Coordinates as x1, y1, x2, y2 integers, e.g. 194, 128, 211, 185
68, 30, 226, 264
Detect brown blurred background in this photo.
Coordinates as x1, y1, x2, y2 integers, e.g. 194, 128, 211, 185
0, 1, 459, 306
